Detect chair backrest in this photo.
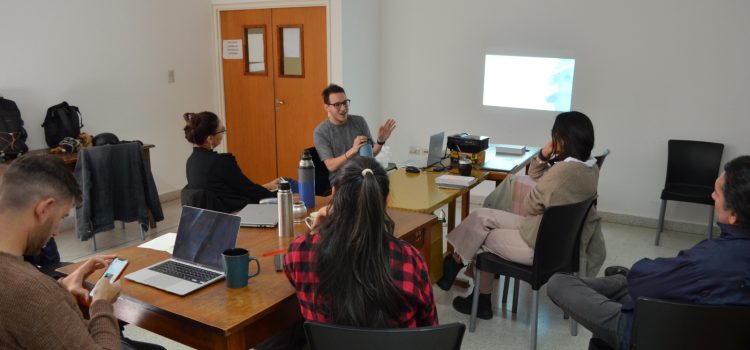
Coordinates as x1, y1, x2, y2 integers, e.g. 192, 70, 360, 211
665, 140, 723, 188
305, 146, 332, 196
595, 149, 610, 170
304, 321, 466, 350
180, 187, 223, 212
530, 196, 596, 288
631, 298, 750, 350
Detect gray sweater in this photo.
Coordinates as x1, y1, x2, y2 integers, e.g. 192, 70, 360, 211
0, 253, 119, 349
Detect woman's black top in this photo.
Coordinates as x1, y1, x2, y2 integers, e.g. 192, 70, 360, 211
185, 147, 273, 213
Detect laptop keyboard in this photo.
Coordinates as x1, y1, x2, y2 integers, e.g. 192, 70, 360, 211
149, 260, 221, 284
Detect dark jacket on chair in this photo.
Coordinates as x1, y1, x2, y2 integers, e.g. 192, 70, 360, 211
75, 142, 164, 241
185, 147, 273, 213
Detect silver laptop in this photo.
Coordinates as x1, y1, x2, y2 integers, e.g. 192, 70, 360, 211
125, 206, 240, 296
237, 204, 278, 228
403, 131, 445, 168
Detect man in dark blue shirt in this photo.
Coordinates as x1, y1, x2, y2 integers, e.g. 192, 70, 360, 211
547, 155, 750, 349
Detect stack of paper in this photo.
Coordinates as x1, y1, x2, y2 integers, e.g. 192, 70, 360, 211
495, 145, 527, 155
138, 232, 177, 254
435, 174, 476, 189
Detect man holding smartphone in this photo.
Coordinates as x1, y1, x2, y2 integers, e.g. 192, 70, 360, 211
0, 155, 122, 349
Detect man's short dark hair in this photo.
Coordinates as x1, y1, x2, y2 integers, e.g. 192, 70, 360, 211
0, 155, 81, 210
723, 155, 750, 231
322, 84, 346, 105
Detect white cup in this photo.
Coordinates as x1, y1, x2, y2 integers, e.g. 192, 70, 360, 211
304, 211, 319, 229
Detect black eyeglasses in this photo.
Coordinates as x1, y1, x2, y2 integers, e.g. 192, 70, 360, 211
213, 128, 226, 135
327, 99, 351, 109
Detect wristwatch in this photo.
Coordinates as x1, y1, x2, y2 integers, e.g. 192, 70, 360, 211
376, 139, 386, 145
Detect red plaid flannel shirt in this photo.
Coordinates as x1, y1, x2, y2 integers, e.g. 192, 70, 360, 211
284, 233, 438, 327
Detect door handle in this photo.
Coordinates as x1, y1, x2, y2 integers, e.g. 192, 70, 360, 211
275, 99, 285, 106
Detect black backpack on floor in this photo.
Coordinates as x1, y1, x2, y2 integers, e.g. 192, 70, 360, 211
42, 101, 83, 148
0, 97, 29, 160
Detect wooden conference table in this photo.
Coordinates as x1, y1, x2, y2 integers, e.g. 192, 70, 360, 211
387, 145, 538, 281
481, 144, 541, 184
388, 167, 487, 281
387, 143, 539, 226
59, 200, 438, 350
56, 147, 536, 349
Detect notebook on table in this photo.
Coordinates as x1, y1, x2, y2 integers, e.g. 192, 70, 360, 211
237, 203, 279, 228
125, 206, 240, 296
402, 131, 445, 169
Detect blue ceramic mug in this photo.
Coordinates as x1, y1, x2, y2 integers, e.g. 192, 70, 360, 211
222, 248, 260, 288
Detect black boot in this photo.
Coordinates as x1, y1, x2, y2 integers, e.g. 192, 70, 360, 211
437, 255, 465, 291
452, 292, 492, 320
604, 265, 630, 277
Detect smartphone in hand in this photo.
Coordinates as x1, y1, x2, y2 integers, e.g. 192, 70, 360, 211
89, 257, 128, 297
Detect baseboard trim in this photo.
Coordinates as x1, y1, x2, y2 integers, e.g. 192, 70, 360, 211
159, 190, 181, 203
468, 194, 717, 236
596, 210, 718, 236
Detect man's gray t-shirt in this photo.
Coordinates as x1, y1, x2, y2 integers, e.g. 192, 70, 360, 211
313, 114, 373, 183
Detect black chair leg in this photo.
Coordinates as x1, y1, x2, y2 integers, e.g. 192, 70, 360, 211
655, 200, 667, 245
469, 264, 481, 332
502, 277, 510, 305
512, 278, 520, 314
530, 289, 539, 350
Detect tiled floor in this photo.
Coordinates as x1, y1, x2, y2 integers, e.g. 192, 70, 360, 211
56, 199, 703, 349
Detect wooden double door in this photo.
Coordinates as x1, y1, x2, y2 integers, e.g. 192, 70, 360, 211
220, 7, 327, 181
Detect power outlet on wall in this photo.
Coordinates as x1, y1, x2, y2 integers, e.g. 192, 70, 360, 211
409, 146, 420, 155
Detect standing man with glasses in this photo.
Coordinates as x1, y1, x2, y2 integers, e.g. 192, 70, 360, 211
313, 84, 397, 183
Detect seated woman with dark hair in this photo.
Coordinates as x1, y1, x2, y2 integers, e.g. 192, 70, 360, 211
438, 111, 601, 320
183, 111, 279, 213
284, 156, 437, 327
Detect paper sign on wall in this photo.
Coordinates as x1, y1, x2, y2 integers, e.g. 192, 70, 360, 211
222, 40, 243, 59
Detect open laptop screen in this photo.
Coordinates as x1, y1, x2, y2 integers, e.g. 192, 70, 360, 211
426, 132, 445, 167
172, 206, 241, 270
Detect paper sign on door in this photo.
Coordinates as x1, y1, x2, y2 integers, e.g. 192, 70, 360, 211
223, 40, 243, 60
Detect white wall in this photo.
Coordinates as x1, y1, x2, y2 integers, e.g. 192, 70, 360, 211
340, 0, 381, 133
5, 0, 746, 226
377, 0, 750, 224
1, 0, 216, 195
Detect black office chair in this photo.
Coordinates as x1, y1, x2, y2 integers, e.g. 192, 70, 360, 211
468, 196, 596, 350
304, 321, 466, 350
655, 140, 723, 245
180, 187, 223, 212
305, 146, 332, 196
498, 149, 608, 316
589, 297, 750, 350
595, 149, 610, 170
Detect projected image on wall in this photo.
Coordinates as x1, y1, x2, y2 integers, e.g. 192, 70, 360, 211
483, 55, 575, 112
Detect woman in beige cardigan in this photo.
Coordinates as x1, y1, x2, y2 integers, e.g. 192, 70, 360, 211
438, 111, 599, 319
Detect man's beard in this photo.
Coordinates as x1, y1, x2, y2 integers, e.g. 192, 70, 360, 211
24, 217, 54, 256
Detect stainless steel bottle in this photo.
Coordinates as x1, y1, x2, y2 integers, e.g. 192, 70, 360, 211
277, 180, 294, 237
